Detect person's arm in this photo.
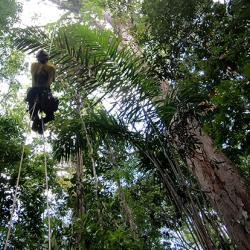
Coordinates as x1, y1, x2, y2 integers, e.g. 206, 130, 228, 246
31, 63, 38, 87
48, 65, 56, 86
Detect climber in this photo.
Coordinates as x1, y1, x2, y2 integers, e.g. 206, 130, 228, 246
25, 49, 59, 134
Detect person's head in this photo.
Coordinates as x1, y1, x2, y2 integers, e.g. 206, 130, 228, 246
36, 49, 49, 64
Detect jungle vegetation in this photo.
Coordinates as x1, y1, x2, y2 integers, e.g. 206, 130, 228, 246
0, 0, 249, 249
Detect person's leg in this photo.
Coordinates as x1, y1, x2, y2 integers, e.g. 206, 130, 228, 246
31, 102, 42, 133
29, 101, 40, 121
32, 118, 42, 132
43, 92, 58, 124
26, 88, 41, 121
43, 111, 54, 124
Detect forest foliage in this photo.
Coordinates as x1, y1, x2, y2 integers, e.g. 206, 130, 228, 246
0, 0, 249, 249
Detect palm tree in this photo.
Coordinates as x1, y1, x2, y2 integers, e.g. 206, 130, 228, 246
13, 23, 250, 248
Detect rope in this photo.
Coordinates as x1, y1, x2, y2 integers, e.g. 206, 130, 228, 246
4, 27, 56, 248
44, 28, 56, 248
4, 102, 52, 250
45, 27, 56, 249
4, 145, 25, 250
3, 101, 37, 250
48, 25, 57, 55
41, 28, 56, 248
41, 118, 51, 250
4, 27, 55, 245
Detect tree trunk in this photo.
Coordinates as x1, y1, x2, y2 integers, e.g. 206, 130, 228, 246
108, 146, 138, 238
76, 148, 86, 218
77, 95, 103, 228
116, 177, 138, 238
145, 151, 214, 249
103, 11, 142, 55
171, 114, 250, 249
75, 149, 86, 249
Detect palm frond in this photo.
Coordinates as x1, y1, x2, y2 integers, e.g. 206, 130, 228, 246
52, 108, 143, 161
12, 24, 162, 125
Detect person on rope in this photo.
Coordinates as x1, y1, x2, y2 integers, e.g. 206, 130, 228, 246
25, 49, 59, 134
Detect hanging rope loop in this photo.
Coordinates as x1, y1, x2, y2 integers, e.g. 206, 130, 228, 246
4, 24, 57, 249
4, 103, 52, 250
4, 101, 37, 250
41, 118, 51, 250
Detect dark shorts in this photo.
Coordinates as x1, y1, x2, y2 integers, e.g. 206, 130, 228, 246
26, 87, 59, 114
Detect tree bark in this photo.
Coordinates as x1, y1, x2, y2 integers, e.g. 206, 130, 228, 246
171, 114, 250, 249
77, 95, 103, 228
109, 146, 138, 238
73, 148, 86, 249
76, 148, 86, 217
117, 177, 138, 238
145, 151, 214, 249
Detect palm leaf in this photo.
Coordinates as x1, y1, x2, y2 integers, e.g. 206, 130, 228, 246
12, 24, 161, 126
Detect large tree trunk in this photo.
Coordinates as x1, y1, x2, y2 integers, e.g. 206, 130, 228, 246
171, 114, 250, 249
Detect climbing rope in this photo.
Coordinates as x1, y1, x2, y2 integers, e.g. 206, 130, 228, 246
43, 28, 56, 250
4, 27, 56, 248
48, 27, 56, 55
4, 101, 37, 250
41, 118, 51, 250
34, 30, 56, 249
4, 103, 52, 250
4, 145, 25, 250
